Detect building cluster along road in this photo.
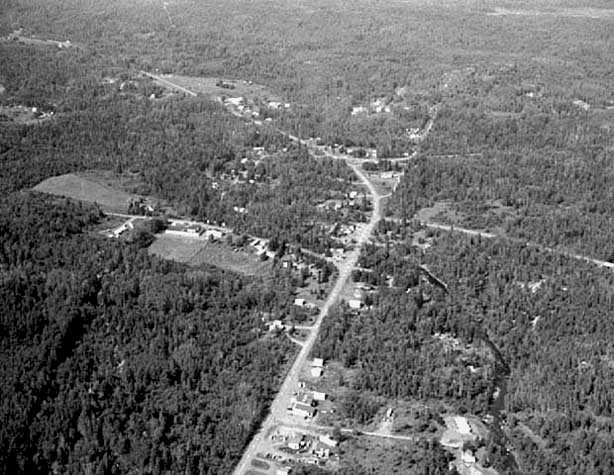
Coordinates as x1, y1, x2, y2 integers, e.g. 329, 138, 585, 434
123, 73, 614, 474
139, 73, 438, 474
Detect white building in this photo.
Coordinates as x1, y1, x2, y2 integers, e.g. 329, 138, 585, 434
319, 434, 338, 447
313, 391, 327, 401
348, 299, 363, 310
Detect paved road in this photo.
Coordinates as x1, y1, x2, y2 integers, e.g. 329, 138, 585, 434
232, 149, 383, 475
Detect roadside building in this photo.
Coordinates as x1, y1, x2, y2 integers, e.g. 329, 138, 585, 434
293, 403, 316, 419
311, 367, 323, 378
319, 434, 339, 447
287, 433, 304, 450
312, 391, 327, 401
297, 392, 314, 406
312, 358, 324, 368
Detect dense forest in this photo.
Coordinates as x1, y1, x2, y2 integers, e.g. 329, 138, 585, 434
319, 231, 614, 473
389, 39, 614, 262
0, 192, 296, 474
2, 0, 614, 473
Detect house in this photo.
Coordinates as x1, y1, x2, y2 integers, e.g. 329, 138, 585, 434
319, 434, 338, 447
276, 468, 291, 475
293, 403, 316, 419
226, 97, 244, 107
233, 206, 247, 214
453, 416, 472, 435
297, 392, 314, 406
348, 299, 363, 310
268, 101, 282, 109
203, 229, 224, 241
315, 447, 330, 459
312, 391, 327, 401
294, 298, 306, 307
267, 320, 285, 331
311, 367, 323, 378
461, 451, 476, 464
287, 433, 304, 450
312, 358, 324, 368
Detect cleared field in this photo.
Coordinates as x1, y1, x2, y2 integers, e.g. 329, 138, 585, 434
149, 234, 272, 276
153, 74, 282, 102
33, 173, 139, 212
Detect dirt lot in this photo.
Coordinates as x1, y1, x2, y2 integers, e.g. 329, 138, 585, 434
149, 234, 272, 276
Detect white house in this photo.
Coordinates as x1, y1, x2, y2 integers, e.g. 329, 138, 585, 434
453, 416, 472, 435
293, 403, 316, 419
312, 358, 324, 368
294, 298, 306, 307
319, 434, 338, 447
312, 391, 326, 401
348, 299, 363, 310
226, 97, 244, 107
311, 367, 323, 378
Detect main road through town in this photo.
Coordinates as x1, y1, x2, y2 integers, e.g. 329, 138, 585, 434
232, 154, 383, 475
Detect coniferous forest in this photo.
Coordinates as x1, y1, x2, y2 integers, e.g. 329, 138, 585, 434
2, 0, 614, 474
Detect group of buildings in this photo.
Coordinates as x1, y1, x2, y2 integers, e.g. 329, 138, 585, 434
165, 221, 225, 241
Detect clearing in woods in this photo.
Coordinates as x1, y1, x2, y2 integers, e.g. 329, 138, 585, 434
149, 234, 272, 276
146, 73, 282, 102
33, 173, 141, 212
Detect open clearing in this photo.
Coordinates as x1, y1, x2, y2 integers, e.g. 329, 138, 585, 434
33, 173, 141, 213
148, 74, 281, 102
149, 234, 272, 276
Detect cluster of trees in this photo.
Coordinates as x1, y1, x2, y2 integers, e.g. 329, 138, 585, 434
316, 283, 492, 423
0, 192, 296, 474
342, 231, 614, 473
392, 105, 614, 260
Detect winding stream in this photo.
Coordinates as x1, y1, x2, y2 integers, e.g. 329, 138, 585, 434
480, 331, 521, 473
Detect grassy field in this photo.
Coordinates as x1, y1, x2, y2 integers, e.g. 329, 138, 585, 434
154, 74, 282, 103
33, 173, 140, 213
149, 234, 272, 276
